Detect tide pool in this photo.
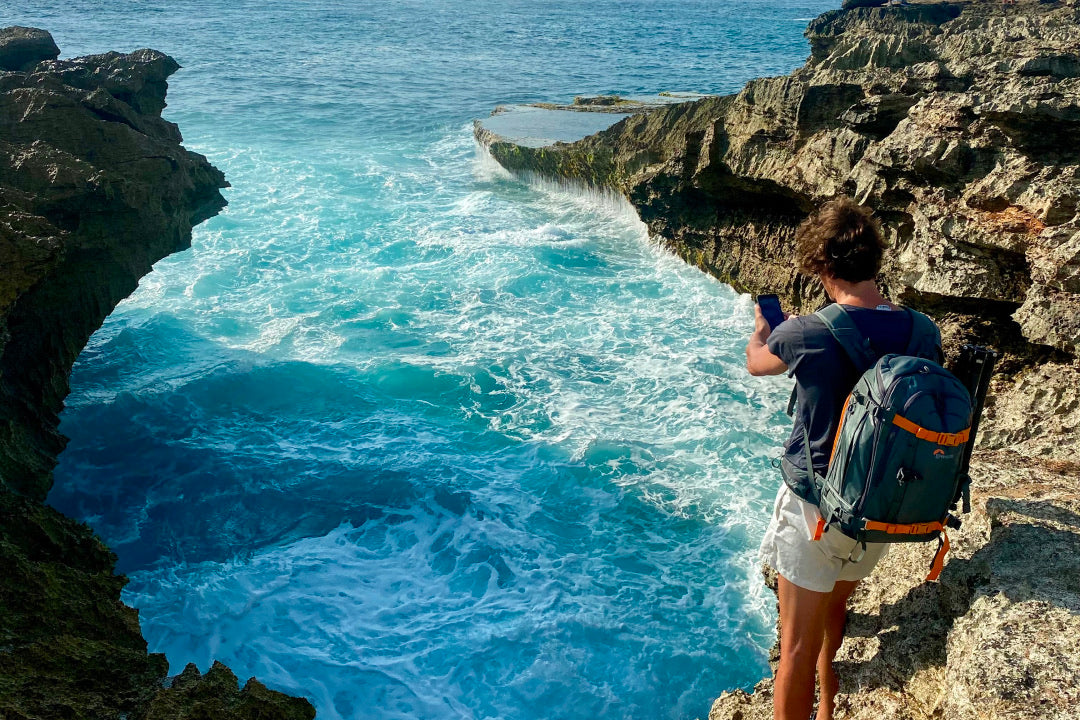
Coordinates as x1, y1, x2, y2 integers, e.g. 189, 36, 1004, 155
8, 0, 838, 717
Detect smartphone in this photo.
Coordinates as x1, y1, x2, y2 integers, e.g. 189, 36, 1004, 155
756, 294, 785, 331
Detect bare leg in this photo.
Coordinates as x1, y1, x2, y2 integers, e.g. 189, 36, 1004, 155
774, 575, 831, 720
815, 579, 859, 720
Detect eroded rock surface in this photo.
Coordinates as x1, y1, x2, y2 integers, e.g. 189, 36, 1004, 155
475, 1, 1080, 718
709, 451, 1080, 720
0, 27, 59, 72
0, 33, 227, 500
147, 662, 315, 720
476, 0, 1080, 460
0, 28, 312, 719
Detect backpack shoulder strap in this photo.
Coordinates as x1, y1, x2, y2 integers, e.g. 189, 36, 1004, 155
904, 308, 942, 360
815, 303, 877, 374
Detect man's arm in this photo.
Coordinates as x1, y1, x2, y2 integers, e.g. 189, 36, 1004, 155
746, 304, 789, 377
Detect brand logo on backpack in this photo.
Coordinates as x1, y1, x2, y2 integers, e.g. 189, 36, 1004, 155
933, 449, 946, 458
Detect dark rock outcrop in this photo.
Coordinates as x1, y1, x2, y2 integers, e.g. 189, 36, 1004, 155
147, 662, 316, 720
474, 1, 1080, 718
0, 27, 58, 73
1, 36, 226, 501
0, 28, 313, 719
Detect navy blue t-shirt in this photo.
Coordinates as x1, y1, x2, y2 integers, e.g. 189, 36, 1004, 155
766, 304, 940, 500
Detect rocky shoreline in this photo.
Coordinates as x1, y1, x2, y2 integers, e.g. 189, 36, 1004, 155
474, 1, 1080, 718
3, 0, 1078, 716
0, 27, 312, 719
477, 0, 1080, 459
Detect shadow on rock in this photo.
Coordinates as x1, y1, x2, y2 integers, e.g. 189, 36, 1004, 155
834, 492, 1080, 716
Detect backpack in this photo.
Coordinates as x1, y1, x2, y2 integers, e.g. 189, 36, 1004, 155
802, 304, 973, 581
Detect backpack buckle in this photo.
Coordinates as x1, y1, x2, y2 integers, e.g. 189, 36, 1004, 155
897, 467, 920, 485
848, 540, 867, 564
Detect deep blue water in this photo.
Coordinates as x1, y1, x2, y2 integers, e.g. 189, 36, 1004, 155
11, 1, 835, 718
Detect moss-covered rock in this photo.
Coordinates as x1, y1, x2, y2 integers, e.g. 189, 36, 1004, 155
146, 662, 315, 720
0, 489, 164, 718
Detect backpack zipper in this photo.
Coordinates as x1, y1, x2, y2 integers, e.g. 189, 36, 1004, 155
853, 371, 912, 517
855, 367, 938, 517
854, 424, 883, 518
901, 390, 929, 415
837, 411, 870, 515
887, 471, 912, 524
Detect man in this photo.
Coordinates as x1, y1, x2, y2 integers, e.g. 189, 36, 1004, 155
745, 197, 942, 720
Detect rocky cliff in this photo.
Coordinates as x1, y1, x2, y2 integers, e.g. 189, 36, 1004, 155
0, 27, 312, 719
474, 1, 1080, 718
476, 0, 1080, 460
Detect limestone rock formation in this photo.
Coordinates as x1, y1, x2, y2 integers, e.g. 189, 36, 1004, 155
0, 34, 227, 500
708, 451, 1080, 720
0, 27, 59, 72
475, 1, 1080, 718
0, 28, 312, 719
476, 0, 1080, 460
147, 662, 316, 720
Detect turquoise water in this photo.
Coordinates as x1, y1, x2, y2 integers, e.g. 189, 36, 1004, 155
15, 1, 835, 717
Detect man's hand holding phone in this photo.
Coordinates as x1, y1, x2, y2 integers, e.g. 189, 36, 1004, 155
746, 294, 794, 376
756, 294, 786, 332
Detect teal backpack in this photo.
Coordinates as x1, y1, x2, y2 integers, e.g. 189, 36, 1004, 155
804, 304, 973, 581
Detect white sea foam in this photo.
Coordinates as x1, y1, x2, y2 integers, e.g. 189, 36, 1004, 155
49, 19, 815, 715
472, 141, 515, 182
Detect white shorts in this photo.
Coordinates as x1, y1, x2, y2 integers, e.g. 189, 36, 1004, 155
760, 483, 888, 593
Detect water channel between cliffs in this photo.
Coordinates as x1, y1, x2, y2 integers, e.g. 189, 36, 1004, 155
16, 0, 840, 717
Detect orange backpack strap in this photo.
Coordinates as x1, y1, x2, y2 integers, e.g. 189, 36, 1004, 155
863, 519, 951, 581
830, 393, 854, 465
926, 531, 950, 582
892, 414, 970, 447
864, 520, 944, 536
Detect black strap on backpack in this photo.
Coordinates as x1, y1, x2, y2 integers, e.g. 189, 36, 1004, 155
785, 304, 891, 417
787, 305, 940, 398
816, 303, 878, 373
793, 304, 875, 493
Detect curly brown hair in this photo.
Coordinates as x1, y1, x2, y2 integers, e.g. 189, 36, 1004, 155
795, 197, 885, 282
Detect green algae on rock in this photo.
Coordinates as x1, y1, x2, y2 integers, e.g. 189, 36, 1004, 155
0, 491, 167, 719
